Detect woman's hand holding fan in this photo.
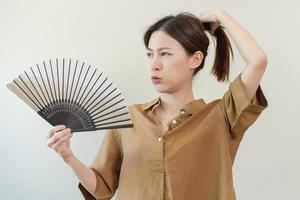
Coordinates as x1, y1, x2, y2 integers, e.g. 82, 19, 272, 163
47, 125, 74, 162
46, 124, 99, 193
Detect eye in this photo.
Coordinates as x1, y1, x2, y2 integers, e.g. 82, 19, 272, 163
161, 52, 170, 56
146, 52, 153, 58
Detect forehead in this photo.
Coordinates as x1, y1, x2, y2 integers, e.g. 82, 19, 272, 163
148, 31, 182, 50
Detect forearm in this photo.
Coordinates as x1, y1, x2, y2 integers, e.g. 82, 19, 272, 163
65, 154, 97, 196
216, 11, 267, 65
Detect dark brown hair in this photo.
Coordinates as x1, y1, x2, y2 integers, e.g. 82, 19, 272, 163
143, 12, 234, 82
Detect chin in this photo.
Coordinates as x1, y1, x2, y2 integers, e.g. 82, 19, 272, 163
152, 84, 175, 93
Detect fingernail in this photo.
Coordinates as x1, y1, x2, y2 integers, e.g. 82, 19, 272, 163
46, 139, 52, 145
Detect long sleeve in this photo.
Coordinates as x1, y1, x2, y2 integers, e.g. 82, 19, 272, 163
220, 72, 268, 139
78, 128, 123, 200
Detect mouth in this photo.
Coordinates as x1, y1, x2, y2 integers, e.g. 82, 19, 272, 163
151, 76, 161, 84
151, 75, 161, 79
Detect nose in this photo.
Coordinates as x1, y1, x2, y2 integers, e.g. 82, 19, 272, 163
150, 56, 162, 71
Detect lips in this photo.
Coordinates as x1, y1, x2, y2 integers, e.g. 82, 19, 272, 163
151, 76, 161, 79
151, 76, 161, 84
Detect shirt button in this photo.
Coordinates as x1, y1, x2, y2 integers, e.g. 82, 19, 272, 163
158, 136, 162, 142
171, 119, 177, 124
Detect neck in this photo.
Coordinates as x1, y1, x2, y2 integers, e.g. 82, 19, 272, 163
159, 87, 195, 115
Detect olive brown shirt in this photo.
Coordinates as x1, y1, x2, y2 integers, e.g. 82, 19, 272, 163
78, 72, 268, 200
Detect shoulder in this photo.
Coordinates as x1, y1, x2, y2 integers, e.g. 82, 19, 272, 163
127, 96, 159, 113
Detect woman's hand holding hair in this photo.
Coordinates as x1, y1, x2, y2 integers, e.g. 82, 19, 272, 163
198, 10, 225, 34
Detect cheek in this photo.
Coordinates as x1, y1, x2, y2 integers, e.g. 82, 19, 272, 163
165, 59, 190, 79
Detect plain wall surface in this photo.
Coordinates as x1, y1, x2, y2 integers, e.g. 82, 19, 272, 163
0, 0, 299, 199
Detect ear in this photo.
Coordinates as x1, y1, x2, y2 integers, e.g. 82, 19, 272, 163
189, 51, 204, 70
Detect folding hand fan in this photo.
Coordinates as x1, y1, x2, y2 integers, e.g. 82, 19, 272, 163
7, 58, 133, 132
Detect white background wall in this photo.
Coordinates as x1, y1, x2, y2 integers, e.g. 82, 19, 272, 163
0, 0, 299, 199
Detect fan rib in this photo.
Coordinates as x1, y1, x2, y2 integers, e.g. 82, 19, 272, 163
68, 60, 78, 101
49, 59, 58, 102
37, 64, 52, 106
82, 77, 108, 110
89, 92, 121, 116
65, 59, 71, 103
31, 67, 50, 106
94, 112, 129, 124
71, 62, 84, 103
92, 105, 126, 121
74, 64, 91, 104
43, 61, 55, 104
17, 76, 43, 109
56, 58, 61, 101
94, 118, 132, 127
80, 72, 102, 107
25, 71, 47, 108
87, 86, 117, 113
62, 58, 65, 102
13, 80, 42, 110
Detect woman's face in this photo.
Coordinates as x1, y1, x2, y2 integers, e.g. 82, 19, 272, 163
146, 30, 201, 93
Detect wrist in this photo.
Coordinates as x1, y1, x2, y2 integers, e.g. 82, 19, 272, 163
215, 10, 229, 24
63, 152, 76, 165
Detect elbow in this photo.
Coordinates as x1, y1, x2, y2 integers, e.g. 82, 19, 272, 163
250, 53, 268, 70
258, 53, 268, 68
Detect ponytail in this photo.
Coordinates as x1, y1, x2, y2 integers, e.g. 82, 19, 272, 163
202, 22, 234, 82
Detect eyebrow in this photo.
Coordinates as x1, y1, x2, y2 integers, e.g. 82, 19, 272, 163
147, 47, 172, 51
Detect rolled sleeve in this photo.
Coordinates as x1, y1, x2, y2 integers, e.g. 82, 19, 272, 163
78, 129, 122, 200
220, 72, 268, 138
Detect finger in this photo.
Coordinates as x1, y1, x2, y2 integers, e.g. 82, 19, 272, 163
51, 134, 72, 150
198, 17, 210, 23
47, 125, 66, 139
211, 22, 221, 34
47, 128, 71, 147
50, 133, 72, 149
198, 12, 212, 21
48, 128, 71, 145
198, 11, 211, 17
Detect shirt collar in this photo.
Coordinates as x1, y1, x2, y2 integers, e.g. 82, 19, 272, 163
142, 96, 206, 115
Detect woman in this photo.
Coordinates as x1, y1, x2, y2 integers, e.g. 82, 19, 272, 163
47, 10, 268, 200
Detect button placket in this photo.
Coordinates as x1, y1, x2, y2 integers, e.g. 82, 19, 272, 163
155, 159, 164, 171
154, 133, 164, 173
